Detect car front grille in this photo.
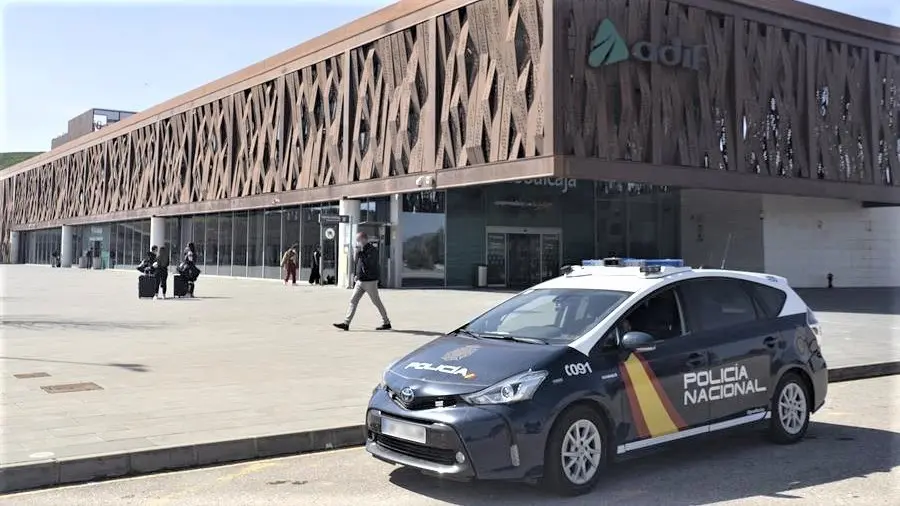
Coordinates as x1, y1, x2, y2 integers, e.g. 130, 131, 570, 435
387, 388, 459, 411
374, 434, 457, 466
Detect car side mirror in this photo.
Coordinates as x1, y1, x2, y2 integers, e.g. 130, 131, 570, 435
621, 331, 657, 353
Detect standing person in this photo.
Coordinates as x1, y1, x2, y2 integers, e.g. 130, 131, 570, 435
138, 246, 158, 277
180, 242, 199, 298
281, 244, 298, 285
309, 244, 322, 285
155, 245, 170, 299
333, 232, 391, 331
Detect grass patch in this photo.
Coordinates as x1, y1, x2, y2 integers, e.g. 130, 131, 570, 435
0, 152, 44, 169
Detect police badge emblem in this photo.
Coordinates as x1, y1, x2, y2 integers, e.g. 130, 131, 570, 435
442, 345, 481, 361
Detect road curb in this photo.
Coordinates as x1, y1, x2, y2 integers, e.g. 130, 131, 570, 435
3, 363, 899, 494
0, 425, 367, 494
827, 361, 900, 383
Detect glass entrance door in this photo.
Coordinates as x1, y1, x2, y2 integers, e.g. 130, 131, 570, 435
486, 233, 506, 286
485, 228, 563, 288
540, 233, 561, 282
507, 234, 542, 288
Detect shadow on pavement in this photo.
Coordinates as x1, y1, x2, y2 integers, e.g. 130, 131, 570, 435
0, 317, 166, 331
0, 356, 150, 372
388, 421, 899, 505
162, 296, 231, 300
796, 288, 900, 315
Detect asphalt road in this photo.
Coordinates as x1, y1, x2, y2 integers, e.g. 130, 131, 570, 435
3, 376, 898, 506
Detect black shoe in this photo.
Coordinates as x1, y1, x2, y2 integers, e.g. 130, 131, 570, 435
333, 323, 349, 331
376, 324, 392, 331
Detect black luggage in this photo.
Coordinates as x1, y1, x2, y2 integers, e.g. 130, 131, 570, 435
173, 274, 189, 297
138, 274, 159, 299
187, 264, 201, 281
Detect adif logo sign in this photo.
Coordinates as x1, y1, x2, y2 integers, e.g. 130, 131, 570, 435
588, 19, 706, 71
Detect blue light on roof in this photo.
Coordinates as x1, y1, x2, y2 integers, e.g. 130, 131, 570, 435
582, 258, 685, 268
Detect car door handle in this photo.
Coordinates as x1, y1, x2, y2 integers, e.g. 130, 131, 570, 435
763, 336, 777, 348
685, 353, 706, 368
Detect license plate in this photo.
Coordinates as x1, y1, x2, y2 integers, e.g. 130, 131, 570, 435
381, 418, 427, 444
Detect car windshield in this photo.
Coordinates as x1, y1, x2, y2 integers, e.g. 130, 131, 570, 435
462, 288, 631, 345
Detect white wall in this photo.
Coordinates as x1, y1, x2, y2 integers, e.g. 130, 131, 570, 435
678, 190, 900, 288
761, 195, 900, 288
680, 189, 765, 272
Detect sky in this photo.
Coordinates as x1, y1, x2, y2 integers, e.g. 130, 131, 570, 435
1, 0, 899, 153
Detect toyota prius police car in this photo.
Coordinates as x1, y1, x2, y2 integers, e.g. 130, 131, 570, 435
365, 258, 827, 495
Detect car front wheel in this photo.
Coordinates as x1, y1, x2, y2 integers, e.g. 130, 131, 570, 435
768, 372, 811, 444
541, 405, 608, 496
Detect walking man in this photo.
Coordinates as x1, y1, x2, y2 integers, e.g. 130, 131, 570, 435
333, 231, 391, 331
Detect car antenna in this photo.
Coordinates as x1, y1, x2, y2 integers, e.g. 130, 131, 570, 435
720, 233, 734, 269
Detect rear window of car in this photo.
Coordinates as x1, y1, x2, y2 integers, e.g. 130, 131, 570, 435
745, 282, 787, 319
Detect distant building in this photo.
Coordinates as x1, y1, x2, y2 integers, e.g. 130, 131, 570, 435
50, 109, 136, 149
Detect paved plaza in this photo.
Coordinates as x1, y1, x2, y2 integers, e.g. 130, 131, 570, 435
1, 265, 898, 468
7, 376, 900, 505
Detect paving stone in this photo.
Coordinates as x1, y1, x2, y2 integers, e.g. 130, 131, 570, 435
0, 264, 896, 472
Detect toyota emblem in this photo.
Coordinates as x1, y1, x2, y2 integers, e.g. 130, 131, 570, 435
399, 387, 415, 403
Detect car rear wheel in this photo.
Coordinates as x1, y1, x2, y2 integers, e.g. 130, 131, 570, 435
541, 405, 608, 496
768, 372, 811, 444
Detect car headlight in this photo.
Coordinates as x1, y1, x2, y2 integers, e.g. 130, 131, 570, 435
462, 370, 548, 405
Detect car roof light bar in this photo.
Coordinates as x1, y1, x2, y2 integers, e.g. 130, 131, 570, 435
582, 258, 685, 268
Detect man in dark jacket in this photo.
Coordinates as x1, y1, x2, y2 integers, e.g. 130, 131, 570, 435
155, 245, 170, 299
333, 231, 391, 331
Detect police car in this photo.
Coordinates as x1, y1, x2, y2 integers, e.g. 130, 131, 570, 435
365, 259, 827, 496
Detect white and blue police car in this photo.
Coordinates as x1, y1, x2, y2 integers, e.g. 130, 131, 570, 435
365, 259, 827, 495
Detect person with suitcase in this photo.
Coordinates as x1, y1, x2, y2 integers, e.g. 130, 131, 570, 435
137, 247, 159, 299
175, 243, 200, 298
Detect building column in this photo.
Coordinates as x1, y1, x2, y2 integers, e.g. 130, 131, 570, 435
60, 225, 74, 267
9, 230, 20, 264
338, 199, 360, 288
389, 194, 403, 288
150, 216, 166, 252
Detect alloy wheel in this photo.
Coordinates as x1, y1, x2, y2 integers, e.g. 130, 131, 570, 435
778, 382, 808, 435
560, 419, 603, 485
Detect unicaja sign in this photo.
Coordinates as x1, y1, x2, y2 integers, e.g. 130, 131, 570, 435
588, 18, 706, 71
515, 177, 577, 194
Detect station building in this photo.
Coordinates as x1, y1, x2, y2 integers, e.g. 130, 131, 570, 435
2, 0, 899, 289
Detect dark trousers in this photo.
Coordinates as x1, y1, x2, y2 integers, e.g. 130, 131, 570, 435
284, 263, 297, 284
157, 271, 168, 296
309, 265, 321, 285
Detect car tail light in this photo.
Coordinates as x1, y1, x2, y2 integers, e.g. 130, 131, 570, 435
807, 309, 822, 345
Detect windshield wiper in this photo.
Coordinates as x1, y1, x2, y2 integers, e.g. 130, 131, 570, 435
452, 328, 482, 339
479, 332, 548, 345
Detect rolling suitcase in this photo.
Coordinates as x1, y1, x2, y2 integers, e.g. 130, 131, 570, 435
138, 274, 159, 299
173, 274, 188, 298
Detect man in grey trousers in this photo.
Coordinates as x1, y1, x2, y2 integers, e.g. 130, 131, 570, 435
333, 231, 392, 331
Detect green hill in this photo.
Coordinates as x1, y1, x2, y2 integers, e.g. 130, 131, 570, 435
0, 152, 44, 169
